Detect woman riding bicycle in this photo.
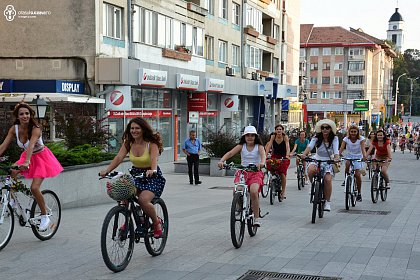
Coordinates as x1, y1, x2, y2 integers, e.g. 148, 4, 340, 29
290, 130, 310, 185
218, 126, 266, 226
265, 124, 290, 200
299, 119, 339, 212
100, 117, 166, 238
366, 130, 392, 189
0, 102, 63, 231
339, 125, 367, 202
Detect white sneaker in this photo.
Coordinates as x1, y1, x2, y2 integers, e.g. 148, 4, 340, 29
39, 215, 50, 231
253, 218, 261, 227
324, 201, 331, 212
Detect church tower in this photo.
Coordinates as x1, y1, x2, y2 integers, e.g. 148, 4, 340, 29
387, 8, 404, 52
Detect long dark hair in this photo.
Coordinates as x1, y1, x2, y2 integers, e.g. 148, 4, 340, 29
123, 118, 164, 154
13, 102, 40, 140
239, 134, 263, 145
373, 130, 388, 143
314, 131, 335, 148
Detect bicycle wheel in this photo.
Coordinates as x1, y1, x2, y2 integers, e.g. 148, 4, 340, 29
101, 205, 134, 272
230, 192, 245, 248
0, 203, 14, 251
277, 178, 283, 202
368, 162, 372, 179
247, 207, 257, 237
380, 177, 387, 201
144, 198, 169, 256
371, 174, 379, 203
261, 172, 270, 198
417, 148, 419, 160
345, 176, 351, 210
269, 179, 275, 205
351, 177, 357, 207
311, 181, 319, 223
297, 166, 302, 190
318, 184, 324, 218
30, 190, 61, 240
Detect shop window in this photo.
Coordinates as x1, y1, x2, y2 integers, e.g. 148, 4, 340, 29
158, 90, 172, 108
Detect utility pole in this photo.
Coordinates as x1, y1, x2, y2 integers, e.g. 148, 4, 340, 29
407, 77, 419, 117
395, 73, 407, 116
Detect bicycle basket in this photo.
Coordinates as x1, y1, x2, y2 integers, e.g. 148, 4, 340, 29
106, 174, 137, 201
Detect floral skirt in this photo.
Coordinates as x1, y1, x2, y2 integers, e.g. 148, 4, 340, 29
130, 166, 166, 198
266, 156, 290, 175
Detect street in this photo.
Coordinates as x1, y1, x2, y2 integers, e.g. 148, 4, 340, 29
1, 150, 420, 280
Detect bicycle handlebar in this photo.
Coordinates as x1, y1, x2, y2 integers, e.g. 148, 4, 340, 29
299, 157, 338, 164
220, 163, 261, 171
341, 158, 364, 162
99, 170, 152, 180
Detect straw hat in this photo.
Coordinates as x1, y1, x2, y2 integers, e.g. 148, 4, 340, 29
315, 119, 337, 134
242, 125, 258, 135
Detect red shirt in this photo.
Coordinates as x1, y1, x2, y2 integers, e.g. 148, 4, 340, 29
372, 140, 390, 157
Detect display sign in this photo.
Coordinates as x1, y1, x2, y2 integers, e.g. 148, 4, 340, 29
56, 80, 85, 94
221, 94, 239, 111
187, 92, 207, 112
139, 68, 167, 87
176, 74, 199, 91
205, 78, 224, 92
353, 100, 369, 111
257, 81, 273, 97
105, 86, 132, 111
108, 110, 172, 118
0, 80, 13, 93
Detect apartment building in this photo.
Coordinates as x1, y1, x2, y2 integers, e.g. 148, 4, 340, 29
300, 25, 396, 127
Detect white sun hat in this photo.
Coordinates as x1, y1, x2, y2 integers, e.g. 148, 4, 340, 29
242, 125, 258, 135
315, 119, 337, 134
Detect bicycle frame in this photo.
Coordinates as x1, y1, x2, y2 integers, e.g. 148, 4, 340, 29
233, 169, 251, 222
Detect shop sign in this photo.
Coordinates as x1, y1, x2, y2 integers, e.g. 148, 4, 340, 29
221, 94, 239, 111
353, 100, 369, 111
139, 68, 167, 87
281, 100, 289, 111
281, 111, 288, 122
187, 92, 207, 112
278, 85, 298, 98
56, 80, 85, 94
188, 111, 199, 124
289, 102, 302, 111
108, 110, 172, 118
176, 74, 199, 91
199, 111, 217, 117
205, 78, 224, 92
0, 79, 12, 93
257, 81, 273, 97
105, 86, 132, 111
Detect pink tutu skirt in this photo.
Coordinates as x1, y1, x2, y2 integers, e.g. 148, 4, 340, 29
15, 147, 63, 179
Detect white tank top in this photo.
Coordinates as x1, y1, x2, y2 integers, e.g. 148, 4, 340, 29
15, 125, 44, 153
241, 144, 261, 166
343, 136, 364, 157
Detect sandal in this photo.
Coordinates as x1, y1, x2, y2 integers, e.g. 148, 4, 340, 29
153, 218, 163, 239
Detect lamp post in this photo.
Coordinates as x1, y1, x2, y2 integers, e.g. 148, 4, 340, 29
407, 77, 419, 117
395, 73, 407, 116
30, 94, 48, 121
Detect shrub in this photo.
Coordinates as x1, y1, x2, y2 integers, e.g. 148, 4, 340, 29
202, 127, 238, 158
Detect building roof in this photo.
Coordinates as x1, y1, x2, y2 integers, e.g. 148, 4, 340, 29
389, 8, 404, 22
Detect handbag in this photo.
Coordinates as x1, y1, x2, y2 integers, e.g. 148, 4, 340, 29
323, 142, 340, 173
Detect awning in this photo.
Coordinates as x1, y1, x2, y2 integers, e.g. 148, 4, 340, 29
0, 93, 105, 104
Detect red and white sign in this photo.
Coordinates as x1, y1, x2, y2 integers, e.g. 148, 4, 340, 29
199, 111, 217, 117
176, 74, 199, 91
187, 92, 207, 112
105, 86, 132, 111
108, 110, 172, 118
205, 78, 224, 92
221, 94, 239, 112
139, 68, 167, 87
188, 111, 199, 124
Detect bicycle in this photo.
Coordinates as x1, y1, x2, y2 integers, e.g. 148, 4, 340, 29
300, 157, 337, 224
223, 163, 268, 249
100, 170, 169, 272
261, 168, 270, 198
266, 157, 288, 204
0, 160, 61, 250
341, 158, 363, 210
367, 159, 388, 203
296, 155, 305, 191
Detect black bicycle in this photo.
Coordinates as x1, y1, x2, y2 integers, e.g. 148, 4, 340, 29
367, 159, 388, 203
342, 158, 363, 210
100, 171, 168, 272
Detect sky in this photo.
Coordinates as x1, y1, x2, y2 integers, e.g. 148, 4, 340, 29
300, 0, 420, 51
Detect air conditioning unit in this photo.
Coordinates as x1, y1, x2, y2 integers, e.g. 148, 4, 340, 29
226, 67, 236, 76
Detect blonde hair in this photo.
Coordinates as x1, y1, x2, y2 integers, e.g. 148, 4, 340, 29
347, 125, 360, 139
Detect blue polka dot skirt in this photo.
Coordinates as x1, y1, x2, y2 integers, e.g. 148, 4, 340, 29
130, 166, 166, 198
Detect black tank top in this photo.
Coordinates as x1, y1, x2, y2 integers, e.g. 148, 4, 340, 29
272, 139, 286, 156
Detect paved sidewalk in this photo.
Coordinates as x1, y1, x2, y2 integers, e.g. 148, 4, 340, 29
1, 151, 420, 280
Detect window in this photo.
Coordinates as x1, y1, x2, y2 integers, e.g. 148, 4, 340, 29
245, 4, 263, 33
310, 63, 318, 70
185, 24, 193, 51
322, 48, 331, 55
310, 77, 317, 84
348, 61, 365, 71
310, 48, 319, 56
334, 91, 342, 99
143, 9, 157, 45
321, 91, 330, 99
392, 34, 397, 44
300, 48, 306, 57
232, 44, 240, 66
157, 14, 166, 47
219, 0, 228, 19
334, 76, 343, 84
272, 57, 279, 76
218, 40, 228, 63
334, 47, 344, 55
323, 62, 330, 70
347, 91, 364, 99
205, 36, 214, 60
245, 45, 262, 69
310, 91, 317, 98
273, 24, 280, 40
204, 0, 215, 15
165, 17, 172, 48
349, 48, 365, 56
173, 20, 181, 47
193, 27, 204, 56
232, 3, 240, 25
334, 62, 343, 70
103, 3, 123, 39
322, 77, 330, 84
348, 76, 364, 84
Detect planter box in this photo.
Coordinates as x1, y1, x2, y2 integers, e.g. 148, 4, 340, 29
162, 48, 192, 61
244, 27, 259, 38
173, 161, 210, 175
266, 36, 277, 45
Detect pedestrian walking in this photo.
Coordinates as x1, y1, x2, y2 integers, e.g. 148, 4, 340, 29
182, 130, 202, 185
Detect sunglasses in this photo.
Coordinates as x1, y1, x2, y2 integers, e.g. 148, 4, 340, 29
321, 126, 331, 130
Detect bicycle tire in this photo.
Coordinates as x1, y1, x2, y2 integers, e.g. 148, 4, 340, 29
318, 183, 324, 218
144, 198, 169, 256
261, 172, 270, 198
368, 162, 372, 179
230, 192, 245, 248
351, 177, 357, 207
101, 205, 134, 272
345, 176, 351, 210
311, 181, 319, 223
278, 178, 283, 202
30, 190, 61, 241
299, 169, 305, 190
269, 179, 275, 205
380, 177, 387, 201
0, 203, 14, 251
371, 174, 379, 203
247, 207, 257, 237
417, 149, 419, 160
297, 166, 302, 190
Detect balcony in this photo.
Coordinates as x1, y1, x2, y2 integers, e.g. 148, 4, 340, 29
244, 26, 260, 38
266, 36, 277, 45
347, 83, 364, 91
162, 48, 192, 62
